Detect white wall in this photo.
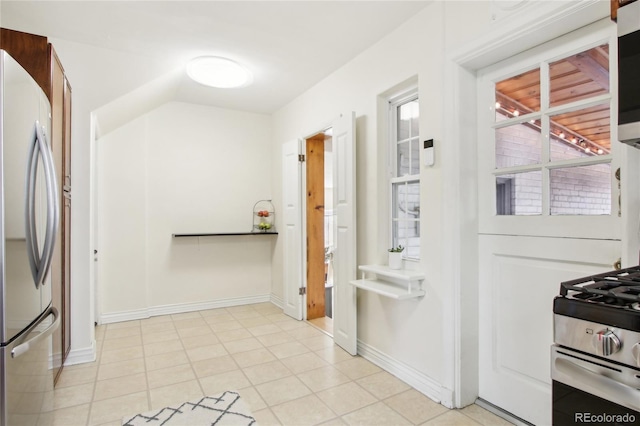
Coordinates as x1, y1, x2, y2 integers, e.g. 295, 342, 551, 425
271, 1, 450, 400
98, 101, 273, 320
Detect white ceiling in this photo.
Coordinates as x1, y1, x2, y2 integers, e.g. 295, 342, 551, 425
0, 1, 429, 114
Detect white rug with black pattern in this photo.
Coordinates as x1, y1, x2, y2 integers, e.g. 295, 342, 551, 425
122, 391, 257, 426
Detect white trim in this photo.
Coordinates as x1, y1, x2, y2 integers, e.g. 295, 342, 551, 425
270, 293, 284, 309
99, 294, 271, 324
357, 339, 445, 407
389, 92, 420, 259
64, 340, 96, 366
450, 1, 608, 70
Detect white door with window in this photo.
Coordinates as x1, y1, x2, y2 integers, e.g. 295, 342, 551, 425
281, 113, 357, 355
477, 20, 623, 425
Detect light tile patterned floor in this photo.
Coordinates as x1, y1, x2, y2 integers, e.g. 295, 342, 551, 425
53, 303, 514, 426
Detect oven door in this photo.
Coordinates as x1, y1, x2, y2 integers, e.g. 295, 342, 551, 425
551, 345, 640, 425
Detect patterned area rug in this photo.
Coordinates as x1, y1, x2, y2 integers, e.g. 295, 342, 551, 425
122, 391, 257, 425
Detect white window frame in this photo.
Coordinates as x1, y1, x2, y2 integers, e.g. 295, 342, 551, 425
389, 90, 420, 260
476, 21, 621, 241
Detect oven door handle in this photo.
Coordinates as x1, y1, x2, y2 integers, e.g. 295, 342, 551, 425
553, 354, 640, 412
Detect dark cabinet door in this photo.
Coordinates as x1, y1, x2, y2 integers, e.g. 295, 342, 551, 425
50, 46, 65, 384
63, 76, 72, 363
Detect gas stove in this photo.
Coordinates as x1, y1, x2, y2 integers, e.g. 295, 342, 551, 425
552, 266, 640, 423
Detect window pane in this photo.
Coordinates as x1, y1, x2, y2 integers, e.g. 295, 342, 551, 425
496, 171, 542, 215
549, 104, 610, 161
392, 220, 420, 259
550, 164, 611, 215
397, 138, 420, 177
550, 44, 609, 108
495, 122, 541, 168
495, 68, 540, 121
393, 181, 420, 221
392, 180, 420, 258
397, 100, 419, 141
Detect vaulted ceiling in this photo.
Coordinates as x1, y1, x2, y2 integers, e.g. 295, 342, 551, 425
0, 1, 430, 114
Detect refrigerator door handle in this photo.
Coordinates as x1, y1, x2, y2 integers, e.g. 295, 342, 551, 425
24, 122, 59, 288
11, 306, 60, 358
37, 122, 59, 285
24, 123, 42, 288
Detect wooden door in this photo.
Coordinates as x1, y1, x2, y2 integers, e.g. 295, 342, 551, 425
306, 135, 325, 319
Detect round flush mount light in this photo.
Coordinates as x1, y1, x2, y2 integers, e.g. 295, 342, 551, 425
186, 56, 252, 88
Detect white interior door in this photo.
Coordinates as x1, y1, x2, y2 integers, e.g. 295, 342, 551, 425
332, 112, 357, 355
476, 21, 624, 425
282, 139, 304, 320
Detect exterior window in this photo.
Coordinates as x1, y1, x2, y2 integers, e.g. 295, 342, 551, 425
390, 94, 420, 259
493, 44, 612, 216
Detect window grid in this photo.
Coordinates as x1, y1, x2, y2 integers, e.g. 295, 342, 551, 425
390, 94, 420, 260
492, 43, 612, 217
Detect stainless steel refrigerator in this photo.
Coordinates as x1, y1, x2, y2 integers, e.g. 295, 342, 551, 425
0, 50, 60, 425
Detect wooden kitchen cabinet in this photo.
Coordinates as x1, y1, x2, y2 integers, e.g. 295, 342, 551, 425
63, 75, 72, 381
0, 28, 73, 384
50, 45, 73, 384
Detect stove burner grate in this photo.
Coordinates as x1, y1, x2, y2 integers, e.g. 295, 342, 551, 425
560, 265, 640, 305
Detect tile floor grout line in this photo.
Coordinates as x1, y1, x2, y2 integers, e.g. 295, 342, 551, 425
139, 321, 152, 417
86, 323, 107, 425
87, 326, 109, 425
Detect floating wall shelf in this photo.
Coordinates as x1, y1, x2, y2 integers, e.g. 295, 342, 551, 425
350, 264, 425, 300
172, 232, 277, 238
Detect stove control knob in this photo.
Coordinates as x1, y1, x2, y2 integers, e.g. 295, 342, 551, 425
592, 329, 621, 356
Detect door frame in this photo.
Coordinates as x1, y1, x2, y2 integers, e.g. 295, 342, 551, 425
442, 0, 619, 409
282, 114, 356, 355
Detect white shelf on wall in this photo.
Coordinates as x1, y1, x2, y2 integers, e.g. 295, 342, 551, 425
350, 264, 425, 300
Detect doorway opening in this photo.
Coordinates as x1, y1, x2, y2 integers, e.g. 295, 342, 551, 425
305, 128, 334, 336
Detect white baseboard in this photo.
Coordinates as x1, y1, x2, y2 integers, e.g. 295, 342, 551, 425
99, 294, 271, 324
64, 340, 96, 366
270, 293, 284, 309
357, 340, 444, 405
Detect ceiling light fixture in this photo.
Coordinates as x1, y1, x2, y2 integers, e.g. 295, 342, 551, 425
186, 56, 252, 88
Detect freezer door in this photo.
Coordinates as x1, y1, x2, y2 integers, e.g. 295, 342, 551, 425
0, 51, 54, 344
0, 307, 58, 426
